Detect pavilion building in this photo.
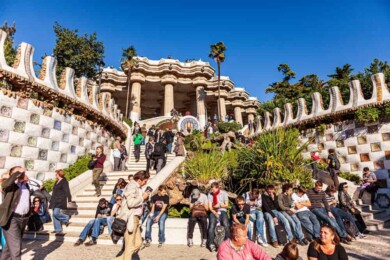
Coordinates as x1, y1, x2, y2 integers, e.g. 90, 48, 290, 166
100, 57, 260, 129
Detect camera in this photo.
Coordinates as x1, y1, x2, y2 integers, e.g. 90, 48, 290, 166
146, 186, 153, 193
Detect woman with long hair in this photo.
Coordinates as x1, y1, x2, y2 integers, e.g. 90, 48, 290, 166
308, 225, 348, 260
110, 178, 127, 204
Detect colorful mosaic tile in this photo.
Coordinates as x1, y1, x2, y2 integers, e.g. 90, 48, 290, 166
41, 128, 50, 138
30, 113, 40, 124
27, 136, 37, 147
360, 153, 370, 162
10, 145, 22, 157
38, 149, 48, 160
357, 136, 367, 145
348, 146, 357, 154
14, 121, 26, 133
0, 129, 9, 142
371, 142, 381, 152
0, 105, 12, 117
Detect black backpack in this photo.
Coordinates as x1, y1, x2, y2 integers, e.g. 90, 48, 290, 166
214, 225, 226, 248
153, 142, 165, 157
329, 154, 341, 170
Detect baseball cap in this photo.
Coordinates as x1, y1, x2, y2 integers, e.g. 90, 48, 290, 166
191, 189, 201, 198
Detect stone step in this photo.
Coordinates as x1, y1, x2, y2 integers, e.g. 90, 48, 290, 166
365, 215, 390, 231
24, 218, 204, 245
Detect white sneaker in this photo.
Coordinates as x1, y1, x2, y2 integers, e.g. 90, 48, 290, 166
257, 237, 268, 247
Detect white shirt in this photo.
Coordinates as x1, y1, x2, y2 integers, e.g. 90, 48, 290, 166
14, 182, 30, 215
291, 193, 310, 213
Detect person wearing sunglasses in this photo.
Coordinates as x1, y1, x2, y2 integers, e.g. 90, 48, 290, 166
230, 196, 251, 236
107, 194, 123, 236
0, 166, 30, 260
27, 197, 44, 231
74, 198, 112, 247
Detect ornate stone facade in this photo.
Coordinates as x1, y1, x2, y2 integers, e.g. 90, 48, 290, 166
100, 58, 260, 128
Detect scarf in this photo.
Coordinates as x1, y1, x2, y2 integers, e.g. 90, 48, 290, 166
212, 188, 221, 206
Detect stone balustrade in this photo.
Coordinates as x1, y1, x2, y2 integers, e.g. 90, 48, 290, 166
0, 29, 127, 138
256, 73, 388, 133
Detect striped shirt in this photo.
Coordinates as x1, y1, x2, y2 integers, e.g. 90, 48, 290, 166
306, 188, 330, 212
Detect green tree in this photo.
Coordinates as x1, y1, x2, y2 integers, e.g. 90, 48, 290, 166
209, 41, 226, 120
265, 64, 327, 114
356, 58, 390, 99
327, 64, 354, 104
1, 21, 17, 65
52, 22, 105, 79
121, 46, 138, 119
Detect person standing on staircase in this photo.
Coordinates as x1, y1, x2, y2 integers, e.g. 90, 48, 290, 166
113, 137, 122, 171
141, 124, 148, 145
327, 149, 340, 188
0, 166, 30, 260
145, 137, 155, 173
163, 128, 175, 154
116, 171, 151, 260
92, 146, 106, 196
153, 139, 167, 173
133, 132, 143, 163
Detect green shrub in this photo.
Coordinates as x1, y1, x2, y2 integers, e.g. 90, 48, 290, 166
43, 154, 92, 191
42, 179, 56, 192
217, 121, 242, 133
339, 172, 361, 185
123, 117, 133, 127
355, 107, 379, 123
184, 149, 229, 184
234, 128, 312, 188
168, 205, 191, 218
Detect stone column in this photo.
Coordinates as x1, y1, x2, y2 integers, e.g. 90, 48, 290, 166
248, 113, 255, 122
234, 106, 243, 125
164, 83, 174, 116
219, 97, 227, 121
162, 75, 177, 117
196, 86, 206, 129
130, 81, 142, 123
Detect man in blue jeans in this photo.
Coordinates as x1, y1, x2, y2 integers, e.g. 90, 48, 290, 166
292, 186, 321, 241
262, 184, 294, 248
277, 184, 309, 246
307, 181, 353, 244
207, 182, 230, 252
244, 189, 267, 247
74, 198, 112, 246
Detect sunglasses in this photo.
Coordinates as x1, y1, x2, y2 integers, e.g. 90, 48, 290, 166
116, 199, 122, 201
344, 186, 348, 188
34, 200, 40, 203
237, 203, 245, 206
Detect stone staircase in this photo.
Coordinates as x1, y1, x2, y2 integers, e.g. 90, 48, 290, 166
24, 145, 178, 245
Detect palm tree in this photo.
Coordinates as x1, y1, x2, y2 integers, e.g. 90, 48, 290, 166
209, 42, 226, 121
121, 46, 138, 119
328, 64, 354, 80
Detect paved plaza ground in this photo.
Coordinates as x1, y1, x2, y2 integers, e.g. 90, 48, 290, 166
14, 228, 390, 260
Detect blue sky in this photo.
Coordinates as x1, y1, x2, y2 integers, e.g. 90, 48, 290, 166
1, 0, 389, 102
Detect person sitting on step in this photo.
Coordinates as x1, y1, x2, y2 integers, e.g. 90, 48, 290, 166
307, 181, 352, 245
277, 184, 309, 246
244, 188, 267, 247
262, 184, 294, 248
359, 167, 379, 206
74, 198, 112, 247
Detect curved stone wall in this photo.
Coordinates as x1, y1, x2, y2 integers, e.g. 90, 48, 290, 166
0, 29, 127, 179
256, 73, 388, 132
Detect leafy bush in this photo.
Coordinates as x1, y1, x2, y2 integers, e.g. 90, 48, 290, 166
234, 128, 312, 188
355, 107, 379, 123
217, 121, 242, 133
339, 172, 361, 185
184, 149, 229, 184
380, 103, 390, 120
43, 154, 92, 191
184, 131, 204, 151
42, 179, 56, 192
316, 124, 326, 137
168, 205, 191, 218
123, 117, 133, 127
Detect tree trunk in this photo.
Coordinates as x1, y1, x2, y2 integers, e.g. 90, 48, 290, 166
217, 61, 221, 121
125, 66, 132, 119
